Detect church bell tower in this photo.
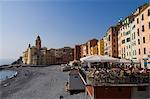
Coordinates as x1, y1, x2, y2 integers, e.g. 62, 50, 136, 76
35, 35, 41, 50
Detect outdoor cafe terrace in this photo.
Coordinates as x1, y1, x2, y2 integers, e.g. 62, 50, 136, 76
79, 55, 150, 86
79, 67, 150, 86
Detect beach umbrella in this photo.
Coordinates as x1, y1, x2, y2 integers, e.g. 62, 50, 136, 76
132, 59, 140, 64
119, 59, 132, 64
80, 55, 94, 62
82, 55, 103, 63
80, 55, 119, 63
100, 55, 119, 63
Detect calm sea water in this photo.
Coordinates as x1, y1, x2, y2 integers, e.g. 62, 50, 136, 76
0, 59, 17, 81
0, 70, 17, 81
0, 59, 15, 66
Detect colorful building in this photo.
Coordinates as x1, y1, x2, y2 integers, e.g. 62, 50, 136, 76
80, 43, 88, 58
118, 3, 150, 68
87, 39, 98, 56
133, 4, 150, 68
97, 39, 104, 55
90, 45, 98, 55
104, 26, 119, 58
23, 36, 74, 65
118, 16, 133, 59
23, 36, 46, 65
74, 45, 81, 61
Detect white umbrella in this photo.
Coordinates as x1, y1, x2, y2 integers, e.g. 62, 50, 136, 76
80, 55, 93, 62
81, 55, 119, 63
132, 59, 140, 64
100, 55, 119, 63
119, 58, 131, 64
84, 55, 103, 63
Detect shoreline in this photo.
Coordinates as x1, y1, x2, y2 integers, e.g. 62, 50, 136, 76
0, 65, 90, 99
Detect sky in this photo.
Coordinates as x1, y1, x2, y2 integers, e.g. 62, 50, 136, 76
0, 0, 149, 60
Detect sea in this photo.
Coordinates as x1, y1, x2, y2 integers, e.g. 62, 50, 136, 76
0, 70, 17, 81
0, 59, 17, 81
0, 59, 15, 66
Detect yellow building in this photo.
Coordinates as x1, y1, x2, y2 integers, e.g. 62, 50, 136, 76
22, 36, 74, 65
22, 36, 49, 65
97, 39, 104, 55
90, 45, 98, 55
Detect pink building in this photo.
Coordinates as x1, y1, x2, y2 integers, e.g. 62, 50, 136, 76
133, 4, 150, 68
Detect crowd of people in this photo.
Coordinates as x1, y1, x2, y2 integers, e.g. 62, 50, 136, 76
87, 63, 149, 84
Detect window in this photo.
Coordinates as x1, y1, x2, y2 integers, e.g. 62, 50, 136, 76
129, 45, 130, 48
138, 39, 140, 45
127, 38, 130, 42
108, 35, 110, 41
122, 39, 125, 44
114, 39, 115, 42
137, 28, 139, 36
126, 31, 130, 35
114, 50, 116, 53
144, 48, 146, 54
141, 14, 144, 20
142, 25, 144, 32
124, 48, 125, 53
143, 37, 145, 43
132, 25, 135, 29
149, 22, 150, 29
132, 34, 133, 40
148, 9, 150, 16
134, 32, 135, 39
74, 76, 78, 78
137, 18, 139, 24
135, 50, 136, 55
139, 49, 140, 55
113, 33, 115, 36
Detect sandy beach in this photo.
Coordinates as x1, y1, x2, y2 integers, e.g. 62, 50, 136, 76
0, 65, 90, 99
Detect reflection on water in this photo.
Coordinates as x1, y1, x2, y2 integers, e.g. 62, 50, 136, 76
0, 70, 17, 81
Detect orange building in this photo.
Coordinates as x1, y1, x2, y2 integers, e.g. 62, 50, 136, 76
80, 44, 88, 58
87, 39, 98, 56
104, 26, 120, 58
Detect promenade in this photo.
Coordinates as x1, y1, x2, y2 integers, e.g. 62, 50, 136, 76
0, 65, 89, 99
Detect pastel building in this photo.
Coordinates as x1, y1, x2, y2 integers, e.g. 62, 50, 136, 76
118, 16, 133, 59
23, 36, 47, 65
23, 36, 74, 65
133, 4, 150, 68
104, 36, 108, 55
104, 26, 119, 58
87, 39, 98, 56
97, 39, 104, 55
118, 3, 150, 68
130, 15, 137, 61
80, 44, 88, 58
90, 45, 98, 55
74, 45, 81, 61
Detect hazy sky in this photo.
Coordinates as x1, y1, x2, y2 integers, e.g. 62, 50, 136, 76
0, 0, 149, 60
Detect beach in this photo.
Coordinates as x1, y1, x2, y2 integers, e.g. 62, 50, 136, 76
0, 65, 90, 99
